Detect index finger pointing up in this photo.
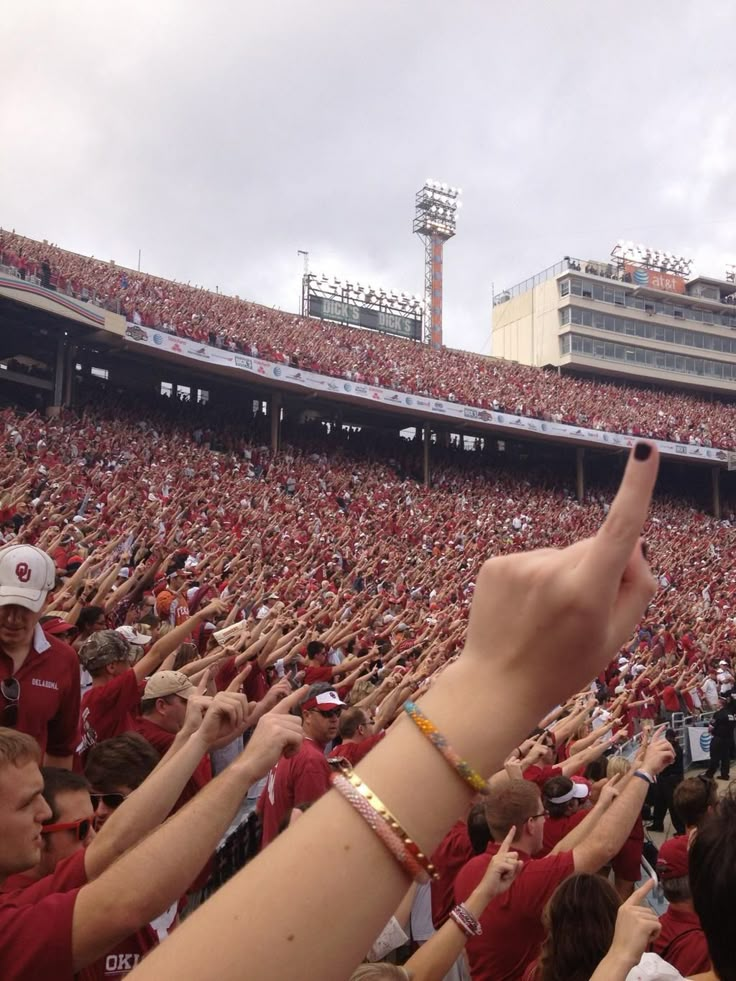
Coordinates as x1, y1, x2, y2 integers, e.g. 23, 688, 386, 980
586, 441, 659, 583
624, 877, 655, 907
497, 826, 516, 855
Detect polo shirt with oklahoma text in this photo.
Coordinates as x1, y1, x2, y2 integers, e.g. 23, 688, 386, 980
0, 625, 80, 757
454, 842, 574, 981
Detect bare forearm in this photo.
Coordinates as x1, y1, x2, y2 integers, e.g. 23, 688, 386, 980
127, 660, 537, 981
85, 732, 210, 879
73, 758, 256, 971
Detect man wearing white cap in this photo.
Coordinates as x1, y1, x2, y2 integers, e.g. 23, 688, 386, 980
258, 682, 346, 848
0, 544, 80, 768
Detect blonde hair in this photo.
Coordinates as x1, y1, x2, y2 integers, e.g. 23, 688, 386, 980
0, 728, 40, 766
606, 755, 631, 778
349, 966, 411, 981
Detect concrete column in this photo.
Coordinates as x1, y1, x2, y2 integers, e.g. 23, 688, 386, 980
575, 447, 585, 503
270, 392, 282, 453
712, 466, 721, 520
63, 344, 76, 406
53, 335, 66, 408
423, 422, 431, 488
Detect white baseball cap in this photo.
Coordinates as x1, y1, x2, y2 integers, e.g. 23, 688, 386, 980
115, 625, 152, 647
0, 545, 56, 613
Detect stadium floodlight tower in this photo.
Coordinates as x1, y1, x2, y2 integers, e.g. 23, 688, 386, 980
413, 179, 461, 349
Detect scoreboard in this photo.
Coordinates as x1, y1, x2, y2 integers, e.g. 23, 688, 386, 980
307, 294, 423, 341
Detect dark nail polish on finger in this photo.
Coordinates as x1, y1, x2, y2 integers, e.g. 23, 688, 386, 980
641, 542, 649, 562
634, 442, 651, 461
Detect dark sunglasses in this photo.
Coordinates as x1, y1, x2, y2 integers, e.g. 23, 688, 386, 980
90, 792, 128, 811
42, 816, 93, 841
1, 676, 20, 728
314, 708, 342, 719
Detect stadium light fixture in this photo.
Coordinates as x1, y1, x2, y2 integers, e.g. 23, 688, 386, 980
414, 178, 461, 349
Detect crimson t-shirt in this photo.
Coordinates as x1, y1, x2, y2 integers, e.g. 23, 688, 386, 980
653, 904, 710, 977
522, 764, 561, 790
0, 849, 87, 981
455, 844, 575, 981
79, 669, 143, 758
258, 738, 331, 847
430, 820, 475, 930
539, 808, 589, 857
303, 664, 334, 685
327, 732, 384, 766
132, 717, 211, 810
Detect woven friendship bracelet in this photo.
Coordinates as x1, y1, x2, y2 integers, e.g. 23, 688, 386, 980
449, 903, 483, 938
331, 773, 429, 883
403, 700, 489, 796
341, 767, 439, 881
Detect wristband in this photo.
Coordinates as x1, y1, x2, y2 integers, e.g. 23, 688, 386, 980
336, 767, 438, 880
403, 700, 489, 795
633, 769, 655, 785
449, 903, 483, 938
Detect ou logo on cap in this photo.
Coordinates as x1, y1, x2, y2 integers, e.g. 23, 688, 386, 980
15, 562, 32, 584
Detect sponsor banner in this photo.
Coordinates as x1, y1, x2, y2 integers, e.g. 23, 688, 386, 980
624, 262, 686, 295
124, 323, 735, 466
687, 726, 712, 763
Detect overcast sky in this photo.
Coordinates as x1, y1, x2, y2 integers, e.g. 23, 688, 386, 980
3, 1, 735, 354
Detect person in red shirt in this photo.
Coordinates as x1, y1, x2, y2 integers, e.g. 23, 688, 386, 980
652, 834, 710, 977
327, 706, 385, 766
1, 767, 94, 892
539, 776, 590, 856
0, 684, 304, 980
301, 639, 373, 686
455, 734, 675, 981
258, 684, 345, 848
133, 671, 212, 810
0, 544, 80, 768
79, 600, 225, 759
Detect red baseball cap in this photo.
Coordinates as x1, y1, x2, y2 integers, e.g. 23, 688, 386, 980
656, 835, 689, 881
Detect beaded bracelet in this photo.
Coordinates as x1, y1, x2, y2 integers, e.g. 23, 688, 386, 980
340, 767, 438, 881
332, 773, 429, 883
403, 700, 489, 796
449, 903, 483, 938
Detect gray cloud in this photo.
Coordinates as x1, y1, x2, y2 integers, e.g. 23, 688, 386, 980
3, 0, 735, 355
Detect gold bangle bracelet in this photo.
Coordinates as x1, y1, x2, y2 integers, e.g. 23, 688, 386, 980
345, 767, 438, 881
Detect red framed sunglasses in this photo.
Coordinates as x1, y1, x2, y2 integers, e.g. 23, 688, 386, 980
42, 816, 94, 841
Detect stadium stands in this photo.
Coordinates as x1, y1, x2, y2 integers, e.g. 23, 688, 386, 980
3, 229, 736, 449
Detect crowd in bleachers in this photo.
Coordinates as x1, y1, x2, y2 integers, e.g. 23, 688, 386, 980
3, 229, 736, 450
1, 387, 736, 978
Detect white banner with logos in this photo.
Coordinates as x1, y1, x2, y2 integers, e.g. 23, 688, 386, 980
687, 726, 712, 763
123, 323, 736, 466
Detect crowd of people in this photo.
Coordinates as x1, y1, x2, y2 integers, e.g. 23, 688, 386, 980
1, 382, 736, 980
3, 228, 736, 449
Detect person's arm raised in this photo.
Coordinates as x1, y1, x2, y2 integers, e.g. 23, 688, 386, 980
550, 775, 622, 855
72, 693, 304, 972
131, 599, 228, 682
128, 441, 660, 981
571, 733, 674, 872
588, 880, 661, 981
401, 828, 522, 981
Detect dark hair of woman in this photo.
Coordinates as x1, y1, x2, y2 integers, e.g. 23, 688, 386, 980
535, 873, 619, 981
